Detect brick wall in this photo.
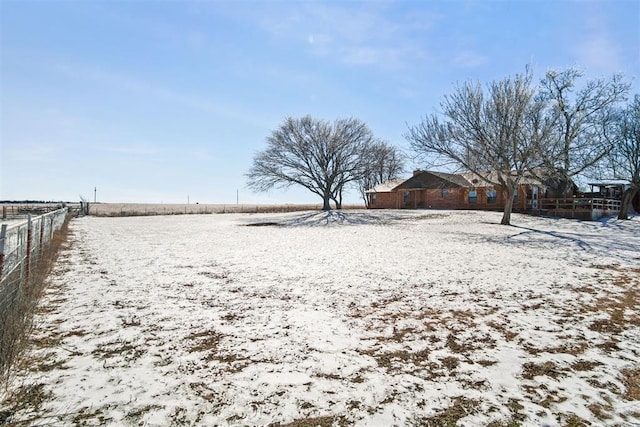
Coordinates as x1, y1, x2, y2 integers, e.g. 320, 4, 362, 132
368, 184, 535, 211
368, 191, 398, 209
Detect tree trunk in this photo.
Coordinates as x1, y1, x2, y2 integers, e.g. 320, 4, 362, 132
501, 186, 515, 225
322, 193, 332, 211
618, 188, 638, 220
363, 195, 370, 208
334, 186, 344, 210
335, 192, 343, 210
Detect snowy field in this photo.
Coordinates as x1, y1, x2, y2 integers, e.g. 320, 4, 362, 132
3, 210, 640, 426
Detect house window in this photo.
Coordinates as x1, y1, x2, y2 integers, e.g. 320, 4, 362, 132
370, 193, 377, 205
403, 191, 410, 204
468, 190, 477, 203
513, 189, 518, 202
487, 189, 497, 203
441, 188, 448, 198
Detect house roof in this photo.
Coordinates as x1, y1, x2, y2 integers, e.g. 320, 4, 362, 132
461, 171, 545, 186
588, 180, 631, 187
369, 169, 549, 193
395, 170, 472, 190
365, 178, 406, 193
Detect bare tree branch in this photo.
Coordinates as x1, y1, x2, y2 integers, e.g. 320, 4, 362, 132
246, 116, 377, 210
539, 69, 630, 194
405, 68, 552, 225
356, 141, 405, 206
604, 95, 640, 219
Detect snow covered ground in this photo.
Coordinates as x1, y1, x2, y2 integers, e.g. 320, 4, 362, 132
2, 210, 639, 426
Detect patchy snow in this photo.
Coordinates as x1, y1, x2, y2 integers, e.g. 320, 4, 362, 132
2, 210, 639, 426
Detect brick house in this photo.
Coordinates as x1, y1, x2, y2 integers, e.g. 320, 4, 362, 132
366, 178, 407, 208
366, 170, 548, 211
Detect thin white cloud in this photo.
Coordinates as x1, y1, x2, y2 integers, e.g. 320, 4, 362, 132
452, 51, 489, 68
97, 145, 160, 156
53, 63, 273, 129
306, 32, 332, 56
575, 34, 621, 75
257, 2, 437, 70
573, 4, 623, 75
342, 47, 382, 66
341, 45, 425, 68
3, 143, 59, 163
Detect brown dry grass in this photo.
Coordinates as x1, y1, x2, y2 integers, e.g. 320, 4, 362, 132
521, 361, 566, 380
269, 415, 349, 427
0, 213, 71, 386
621, 368, 640, 401
524, 341, 589, 357
413, 397, 481, 426
486, 320, 519, 341
0, 382, 53, 425
124, 404, 164, 423
588, 402, 614, 420
587, 284, 640, 333
184, 329, 250, 370
2, 220, 637, 425
71, 406, 112, 425
359, 348, 432, 372
186, 330, 224, 353
0, 214, 73, 424
571, 359, 603, 372
92, 339, 146, 363
89, 203, 365, 217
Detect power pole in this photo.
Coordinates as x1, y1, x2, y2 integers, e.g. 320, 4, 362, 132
94, 187, 97, 203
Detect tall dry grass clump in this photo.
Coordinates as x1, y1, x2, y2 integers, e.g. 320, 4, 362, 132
0, 213, 71, 387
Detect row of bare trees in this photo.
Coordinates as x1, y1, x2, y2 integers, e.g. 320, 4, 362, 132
406, 67, 636, 224
606, 94, 640, 218
247, 67, 638, 224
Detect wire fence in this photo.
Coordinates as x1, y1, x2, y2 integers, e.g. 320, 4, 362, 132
0, 208, 69, 380
1, 203, 69, 220
0, 208, 68, 286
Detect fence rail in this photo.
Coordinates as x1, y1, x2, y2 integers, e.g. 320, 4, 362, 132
1, 203, 69, 220
539, 198, 621, 211
0, 207, 69, 381
0, 208, 68, 288
535, 198, 621, 220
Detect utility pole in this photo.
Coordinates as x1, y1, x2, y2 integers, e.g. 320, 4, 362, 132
94, 187, 97, 203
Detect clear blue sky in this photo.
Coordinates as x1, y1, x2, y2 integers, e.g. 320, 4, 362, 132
1, 0, 638, 204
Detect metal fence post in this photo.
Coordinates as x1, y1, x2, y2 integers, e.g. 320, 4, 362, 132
0, 224, 7, 280
39, 216, 45, 254
25, 214, 32, 281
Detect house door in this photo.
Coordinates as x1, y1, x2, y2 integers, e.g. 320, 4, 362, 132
531, 186, 539, 208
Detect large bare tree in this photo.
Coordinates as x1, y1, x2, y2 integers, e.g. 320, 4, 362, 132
606, 95, 640, 219
539, 69, 630, 195
405, 69, 555, 225
246, 116, 375, 210
357, 140, 405, 206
